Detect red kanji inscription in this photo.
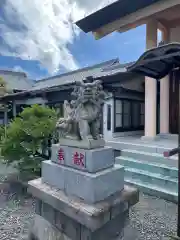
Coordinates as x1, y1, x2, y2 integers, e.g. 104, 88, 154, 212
58, 148, 64, 162
73, 152, 85, 167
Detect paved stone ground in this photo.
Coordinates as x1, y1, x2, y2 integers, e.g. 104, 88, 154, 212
0, 190, 177, 240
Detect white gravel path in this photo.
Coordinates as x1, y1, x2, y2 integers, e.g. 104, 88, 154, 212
0, 191, 177, 240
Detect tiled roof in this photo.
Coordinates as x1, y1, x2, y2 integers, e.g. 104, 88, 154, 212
0, 59, 133, 99
33, 59, 130, 91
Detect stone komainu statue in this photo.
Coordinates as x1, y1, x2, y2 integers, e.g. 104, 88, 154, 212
56, 79, 106, 141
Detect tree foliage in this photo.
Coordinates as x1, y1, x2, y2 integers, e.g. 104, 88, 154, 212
1, 104, 58, 179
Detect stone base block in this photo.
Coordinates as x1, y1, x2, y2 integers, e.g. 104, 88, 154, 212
42, 160, 124, 203
41, 160, 65, 191
28, 214, 71, 240
28, 210, 128, 240
58, 138, 105, 149
51, 144, 114, 173
28, 179, 139, 240
65, 164, 124, 203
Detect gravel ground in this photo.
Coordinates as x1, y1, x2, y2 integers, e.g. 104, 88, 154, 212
0, 191, 177, 240
123, 194, 177, 240
0, 190, 35, 240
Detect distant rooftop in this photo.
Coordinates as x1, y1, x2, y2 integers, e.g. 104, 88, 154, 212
76, 0, 164, 33
0, 59, 135, 100
0, 69, 33, 91
0, 69, 27, 77
32, 58, 131, 91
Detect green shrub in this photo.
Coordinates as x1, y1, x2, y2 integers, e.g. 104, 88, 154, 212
1, 104, 58, 180
0, 125, 5, 141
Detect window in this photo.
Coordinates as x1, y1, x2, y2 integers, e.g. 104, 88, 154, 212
140, 102, 145, 126
107, 104, 111, 131
115, 100, 122, 128
48, 103, 64, 117
114, 99, 144, 132
132, 102, 140, 128
123, 101, 131, 128
56, 103, 64, 117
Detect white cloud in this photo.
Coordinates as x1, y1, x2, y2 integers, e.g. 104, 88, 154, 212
12, 66, 31, 77
0, 0, 115, 74
12, 65, 25, 72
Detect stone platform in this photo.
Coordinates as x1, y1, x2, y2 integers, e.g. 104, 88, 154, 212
28, 178, 139, 240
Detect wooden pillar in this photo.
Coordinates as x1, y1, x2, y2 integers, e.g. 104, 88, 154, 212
144, 20, 158, 138
160, 28, 170, 134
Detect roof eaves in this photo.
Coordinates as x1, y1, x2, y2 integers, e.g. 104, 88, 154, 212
94, 68, 127, 79
0, 81, 76, 100
75, 0, 164, 33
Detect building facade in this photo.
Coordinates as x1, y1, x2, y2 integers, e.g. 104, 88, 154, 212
76, 0, 180, 139
0, 59, 145, 141
0, 69, 33, 124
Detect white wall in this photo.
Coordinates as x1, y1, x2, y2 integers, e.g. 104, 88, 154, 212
103, 98, 114, 140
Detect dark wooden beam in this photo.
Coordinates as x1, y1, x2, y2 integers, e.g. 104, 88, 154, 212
138, 52, 180, 67
135, 66, 159, 78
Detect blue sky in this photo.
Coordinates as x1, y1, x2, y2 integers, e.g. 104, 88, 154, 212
0, 24, 147, 80
70, 25, 146, 66
0, 0, 163, 81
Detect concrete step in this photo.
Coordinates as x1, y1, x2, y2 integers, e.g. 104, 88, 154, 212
125, 167, 178, 193
116, 156, 178, 178
120, 149, 178, 168
125, 178, 178, 203
157, 133, 178, 141
107, 140, 175, 154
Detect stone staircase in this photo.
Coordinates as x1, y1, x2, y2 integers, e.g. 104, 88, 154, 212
115, 149, 178, 203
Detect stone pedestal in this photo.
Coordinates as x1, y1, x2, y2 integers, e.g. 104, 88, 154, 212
28, 140, 139, 239
42, 143, 124, 203
28, 179, 139, 240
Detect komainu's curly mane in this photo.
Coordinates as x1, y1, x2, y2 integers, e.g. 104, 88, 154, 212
56, 79, 106, 141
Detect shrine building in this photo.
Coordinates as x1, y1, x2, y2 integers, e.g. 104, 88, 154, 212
76, 0, 180, 140
0, 60, 145, 141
